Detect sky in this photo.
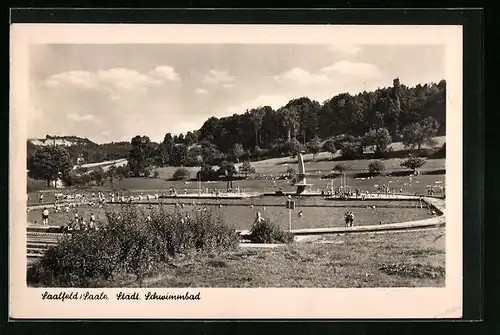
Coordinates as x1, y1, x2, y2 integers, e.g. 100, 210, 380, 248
28, 44, 444, 144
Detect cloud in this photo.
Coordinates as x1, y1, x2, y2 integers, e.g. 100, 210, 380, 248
101, 130, 110, 137
274, 61, 382, 87
97, 68, 163, 91
44, 65, 180, 94
222, 83, 235, 89
194, 88, 209, 95
320, 61, 382, 77
202, 69, 235, 84
328, 44, 362, 56
66, 112, 102, 123
274, 68, 328, 86
149, 65, 181, 82
45, 71, 97, 88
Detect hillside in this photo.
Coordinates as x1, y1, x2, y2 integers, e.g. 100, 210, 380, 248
28, 135, 95, 147
27, 137, 131, 165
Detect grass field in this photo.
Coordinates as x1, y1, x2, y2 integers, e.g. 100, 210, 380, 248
155, 157, 445, 180
28, 198, 435, 231
97, 227, 445, 288
153, 137, 445, 179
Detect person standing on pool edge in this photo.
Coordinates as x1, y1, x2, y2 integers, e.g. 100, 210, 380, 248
349, 212, 355, 227
41, 207, 49, 226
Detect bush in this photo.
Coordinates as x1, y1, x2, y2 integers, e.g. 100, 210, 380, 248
338, 141, 362, 159
249, 219, 294, 244
239, 161, 255, 178
333, 163, 350, 173
29, 205, 239, 287
172, 167, 191, 181
368, 160, 385, 175
400, 157, 426, 172
29, 230, 122, 287
196, 165, 219, 181
285, 167, 296, 178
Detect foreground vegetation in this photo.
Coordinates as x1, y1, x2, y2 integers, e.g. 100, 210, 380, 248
30, 228, 445, 288
141, 228, 445, 288
28, 206, 239, 287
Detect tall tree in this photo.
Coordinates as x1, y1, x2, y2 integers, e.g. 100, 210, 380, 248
401, 117, 439, 150
128, 135, 153, 177
170, 144, 188, 166
232, 143, 244, 163
323, 139, 337, 159
28, 146, 72, 187
362, 127, 392, 156
307, 137, 322, 161
162, 133, 174, 165
184, 131, 198, 146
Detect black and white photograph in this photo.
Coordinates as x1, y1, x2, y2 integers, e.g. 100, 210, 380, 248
10, 24, 463, 319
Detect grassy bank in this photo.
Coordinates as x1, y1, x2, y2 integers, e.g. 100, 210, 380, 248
82, 228, 445, 288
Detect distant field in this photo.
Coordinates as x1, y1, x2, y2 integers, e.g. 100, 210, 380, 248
156, 157, 445, 180
155, 137, 446, 180
242, 136, 446, 167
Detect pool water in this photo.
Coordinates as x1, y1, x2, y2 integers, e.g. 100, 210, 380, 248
27, 197, 434, 231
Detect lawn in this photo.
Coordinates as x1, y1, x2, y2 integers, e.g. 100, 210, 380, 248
101, 227, 446, 288
156, 157, 445, 180
28, 198, 434, 231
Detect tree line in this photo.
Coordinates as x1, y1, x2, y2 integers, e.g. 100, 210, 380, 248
127, 78, 445, 176
27, 78, 445, 185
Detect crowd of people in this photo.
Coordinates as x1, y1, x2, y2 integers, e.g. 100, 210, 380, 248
37, 204, 98, 232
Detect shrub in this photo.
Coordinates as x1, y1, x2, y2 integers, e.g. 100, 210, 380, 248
333, 163, 350, 173
249, 219, 294, 244
196, 165, 219, 181
172, 167, 191, 181
368, 160, 385, 175
323, 140, 337, 159
338, 141, 362, 159
29, 205, 239, 287
29, 230, 122, 287
400, 157, 426, 172
239, 161, 255, 178
285, 167, 296, 178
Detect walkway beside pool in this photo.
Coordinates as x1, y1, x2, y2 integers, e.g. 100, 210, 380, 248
237, 196, 445, 237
